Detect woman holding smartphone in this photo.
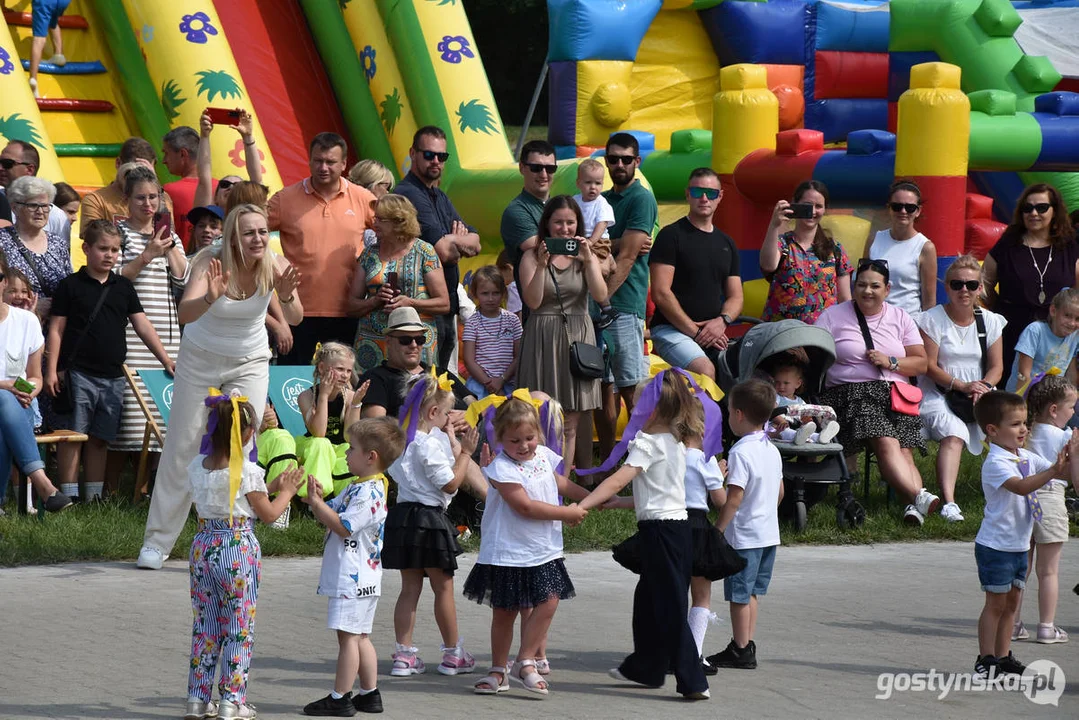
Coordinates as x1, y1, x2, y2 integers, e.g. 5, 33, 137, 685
348, 194, 449, 374
113, 165, 188, 460
760, 180, 853, 323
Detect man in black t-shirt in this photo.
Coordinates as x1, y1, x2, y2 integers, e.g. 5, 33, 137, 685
648, 168, 743, 379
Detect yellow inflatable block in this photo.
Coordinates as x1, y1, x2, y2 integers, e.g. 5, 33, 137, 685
576, 60, 635, 147
713, 64, 777, 174
896, 62, 971, 178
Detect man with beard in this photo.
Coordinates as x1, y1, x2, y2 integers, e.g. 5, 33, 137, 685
394, 126, 481, 369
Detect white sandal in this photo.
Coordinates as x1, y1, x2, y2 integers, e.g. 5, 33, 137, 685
512, 658, 549, 695
474, 666, 509, 695
535, 657, 551, 675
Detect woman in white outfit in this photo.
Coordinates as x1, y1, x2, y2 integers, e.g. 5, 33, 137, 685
137, 204, 302, 569
916, 255, 1005, 523
867, 180, 937, 314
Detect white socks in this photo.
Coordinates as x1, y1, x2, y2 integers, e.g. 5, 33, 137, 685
688, 606, 711, 657
357, 687, 377, 695
85, 482, 103, 500
330, 690, 345, 700
60, 483, 78, 499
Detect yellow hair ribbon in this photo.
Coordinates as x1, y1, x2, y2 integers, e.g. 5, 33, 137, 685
687, 371, 723, 402
463, 388, 544, 427
311, 342, 323, 365
208, 387, 250, 523
429, 365, 454, 392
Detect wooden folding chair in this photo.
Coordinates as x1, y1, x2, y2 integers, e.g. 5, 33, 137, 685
122, 364, 165, 501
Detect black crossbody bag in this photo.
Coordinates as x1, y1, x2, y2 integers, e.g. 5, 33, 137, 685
935, 310, 987, 424
548, 266, 604, 379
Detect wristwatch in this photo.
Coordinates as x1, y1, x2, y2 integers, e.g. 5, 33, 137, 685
889, 356, 899, 372
720, 313, 733, 325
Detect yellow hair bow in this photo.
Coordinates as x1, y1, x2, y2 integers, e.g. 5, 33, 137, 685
311, 342, 323, 365
464, 387, 544, 428
430, 365, 454, 392
687, 371, 723, 402
205, 387, 250, 522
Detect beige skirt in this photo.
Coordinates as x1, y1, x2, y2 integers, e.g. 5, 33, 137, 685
1033, 483, 1070, 545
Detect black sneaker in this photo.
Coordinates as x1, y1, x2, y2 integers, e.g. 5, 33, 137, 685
303, 692, 356, 717
700, 656, 718, 676
43, 491, 73, 513
996, 651, 1026, 675
706, 639, 757, 669
974, 654, 997, 678
352, 689, 383, 714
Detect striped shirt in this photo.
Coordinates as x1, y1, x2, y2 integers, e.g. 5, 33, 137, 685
462, 309, 522, 380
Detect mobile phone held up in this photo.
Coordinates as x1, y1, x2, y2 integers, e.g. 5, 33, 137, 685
206, 107, 242, 127
789, 203, 814, 220
545, 237, 579, 256
154, 210, 173, 239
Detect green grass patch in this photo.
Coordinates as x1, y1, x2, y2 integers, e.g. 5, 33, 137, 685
504, 125, 549, 150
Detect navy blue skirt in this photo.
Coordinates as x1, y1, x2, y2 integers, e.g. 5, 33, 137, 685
463, 558, 575, 610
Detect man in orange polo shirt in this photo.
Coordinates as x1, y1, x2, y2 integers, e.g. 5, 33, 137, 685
268, 132, 376, 364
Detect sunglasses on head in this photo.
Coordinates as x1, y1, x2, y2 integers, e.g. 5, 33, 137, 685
0, 158, 31, 170
889, 202, 920, 214
606, 154, 637, 166
526, 163, 557, 175
949, 279, 980, 292
1022, 202, 1052, 215
395, 335, 425, 346
418, 149, 450, 163
857, 258, 889, 274
688, 186, 720, 200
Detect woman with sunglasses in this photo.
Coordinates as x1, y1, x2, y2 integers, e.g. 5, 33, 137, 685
0, 175, 72, 323
349, 194, 450, 374
915, 255, 1006, 523
761, 180, 853, 323
866, 180, 937, 314
815, 259, 940, 525
193, 108, 265, 213
983, 183, 1079, 382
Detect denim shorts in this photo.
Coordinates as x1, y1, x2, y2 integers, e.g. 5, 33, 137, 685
724, 545, 777, 604
650, 323, 707, 370
53, 370, 125, 442
602, 313, 648, 387
974, 542, 1028, 594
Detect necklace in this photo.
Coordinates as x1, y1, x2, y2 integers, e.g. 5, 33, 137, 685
1027, 244, 1053, 304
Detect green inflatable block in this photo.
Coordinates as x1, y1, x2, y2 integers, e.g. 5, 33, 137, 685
969, 112, 1042, 171
1014, 55, 1063, 94
967, 90, 1017, 116
639, 149, 714, 201
973, 0, 1022, 38
670, 129, 712, 155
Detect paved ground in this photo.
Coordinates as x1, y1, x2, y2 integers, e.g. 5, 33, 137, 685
2, 542, 1077, 719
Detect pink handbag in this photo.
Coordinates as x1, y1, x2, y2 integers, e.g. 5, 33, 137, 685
890, 381, 923, 416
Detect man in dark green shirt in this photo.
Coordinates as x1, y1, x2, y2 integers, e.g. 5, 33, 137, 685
499, 139, 557, 273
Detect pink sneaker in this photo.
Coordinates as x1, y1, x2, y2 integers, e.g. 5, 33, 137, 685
391, 647, 426, 676
438, 642, 476, 675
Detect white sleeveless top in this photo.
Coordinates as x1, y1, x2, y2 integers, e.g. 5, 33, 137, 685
868, 230, 929, 315
183, 291, 271, 356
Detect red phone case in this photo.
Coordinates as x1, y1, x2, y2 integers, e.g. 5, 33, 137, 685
154, 211, 172, 237
206, 107, 242, 126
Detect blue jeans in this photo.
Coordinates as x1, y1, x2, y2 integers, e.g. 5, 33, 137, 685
0, 390, 45, 502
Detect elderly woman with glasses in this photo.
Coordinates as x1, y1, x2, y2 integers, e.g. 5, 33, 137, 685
0, 175, 72, 322
348, 194, 450, 374
915, 255, 1006, 523
866, 179, 938, 314
983, 183, 1079, 382
814, 258, 940, 526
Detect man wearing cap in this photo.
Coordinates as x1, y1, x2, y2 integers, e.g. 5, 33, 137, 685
186, 205, 224, 254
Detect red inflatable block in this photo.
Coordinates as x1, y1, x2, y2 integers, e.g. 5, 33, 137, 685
887, 102, 898, 134
966, 219, 1006, 260
814, 51, 889, 100
908, 175, 967, 257
713, 174, 774, 253
577, 146, 602, 158
763, 64, 804, 92
776, 129, 824, 156
733, 146, 826, 204
965, 193, 995, 220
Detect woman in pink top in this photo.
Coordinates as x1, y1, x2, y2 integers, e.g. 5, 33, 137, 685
814, 259, 940, 526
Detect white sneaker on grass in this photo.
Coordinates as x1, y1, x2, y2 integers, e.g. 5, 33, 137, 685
913, 489, 940, 517
903, 504, 925, 527
940, 502, 964, 523
136, 545, 166, 569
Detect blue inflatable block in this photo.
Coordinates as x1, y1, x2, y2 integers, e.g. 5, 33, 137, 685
547, 0, 662, 62
814, 148, 896, 206
1034, 92, 1079, 116
969, 171, 1027, 222
20, 59, 106, 75
815, 1, 890, 53
888, 51, 940, 102
739, 250, 764, 282
1013, 1, 1079, 7
554, 145, 578, 161
1031, 114, 1079, 171
548, 61, 578, 147
804, 99, 889, 143
700, 0, 809, 65
594, 130, 655, 161
846, 129, 896, 155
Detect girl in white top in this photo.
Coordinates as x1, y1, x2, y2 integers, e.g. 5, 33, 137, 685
139, 204, 303, 571
867, 180, 937, 314
1013, 375, 1078, 644
383, 373, 480, 678
184, 391, 302, 720
464, 395, 590, 695
580, 371, 710, 700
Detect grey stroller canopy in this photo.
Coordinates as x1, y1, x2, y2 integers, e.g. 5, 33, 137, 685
716, 319, 837, 395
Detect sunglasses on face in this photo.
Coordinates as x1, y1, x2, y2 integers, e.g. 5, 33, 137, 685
857, 258, 889, 275
395, 335, 425, 346
526, 163, 557, 175
606, 155, 637, 166
0, 158, 31, 170
688, 186, 720, 200
1022, 202, 1052, 215
949, 279, 980, 292
418, 149, 450, 163
889, 202, 920, 214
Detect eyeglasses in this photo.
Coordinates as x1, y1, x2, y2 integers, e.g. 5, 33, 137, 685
889, 202, 920, 214
526, 163, 557, 175
0, 158, 31, 170
688, 186, 721, 200
606, 154, 637, 166
377, 181, 393, 190
417, 149, 450, 163
1021, 202, 1052, 215
857, 258, 889, 275
949, 279, 980, 291
15, 201, 50, 214
395, 335, 425, 346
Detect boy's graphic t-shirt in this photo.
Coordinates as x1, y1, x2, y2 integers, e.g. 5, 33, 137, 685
1006, 321, 1079, 392
317, 477, 387, 598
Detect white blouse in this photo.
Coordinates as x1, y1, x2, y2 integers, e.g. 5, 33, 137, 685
478, 446, 564, 567
387, 427, 457, 509
188, 456, 267, 519
624, 431, 688, 521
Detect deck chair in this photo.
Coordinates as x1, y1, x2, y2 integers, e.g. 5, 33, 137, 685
129, 366, 172, 500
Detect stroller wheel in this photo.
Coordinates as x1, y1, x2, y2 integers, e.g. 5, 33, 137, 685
794, 501, 808, 531
836, 492, 866, 529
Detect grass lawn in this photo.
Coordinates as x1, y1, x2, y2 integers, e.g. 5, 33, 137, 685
504, 125, 549, 151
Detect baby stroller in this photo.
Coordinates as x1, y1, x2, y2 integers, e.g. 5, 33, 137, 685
714, 319, 865, 531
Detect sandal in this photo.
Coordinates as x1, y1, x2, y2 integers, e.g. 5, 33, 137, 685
512, 658, 549, 695
535, 657, 551, 675
474, 667, 509, 695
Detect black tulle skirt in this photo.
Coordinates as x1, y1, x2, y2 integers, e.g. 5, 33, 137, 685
381, 502, 462, 574
462, 558, 576, 610
612, 509, 746, 581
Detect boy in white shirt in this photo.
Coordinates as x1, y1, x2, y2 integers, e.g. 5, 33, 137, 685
971, 391, 1075, 679
573, 158, 615, 243
710, 378, 783, 670
302, 417, 406, 716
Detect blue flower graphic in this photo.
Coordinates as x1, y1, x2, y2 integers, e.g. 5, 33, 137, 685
437, 35, 474, 64
142, 24, 155, 43
360, 45, 376, 81
0, 47, 13, 76
179, 12, 218, 45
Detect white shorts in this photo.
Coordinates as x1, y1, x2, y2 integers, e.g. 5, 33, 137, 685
327, 596, 379, 634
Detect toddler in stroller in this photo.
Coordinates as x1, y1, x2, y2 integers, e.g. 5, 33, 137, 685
714, 319, 865, 531
769, 360, 841, 446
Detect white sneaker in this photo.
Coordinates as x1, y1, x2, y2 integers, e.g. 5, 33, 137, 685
136, 545, 166, 569
913, 489, 940, 517
47, 53, 66, 67
28, 77, 38, 98
218, 699, 256, 719
794, 421, 817, 445
184, 698, 218, 720
817, 420, 840, 444
903, 504, 925, 527
940, 502, 964, 523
